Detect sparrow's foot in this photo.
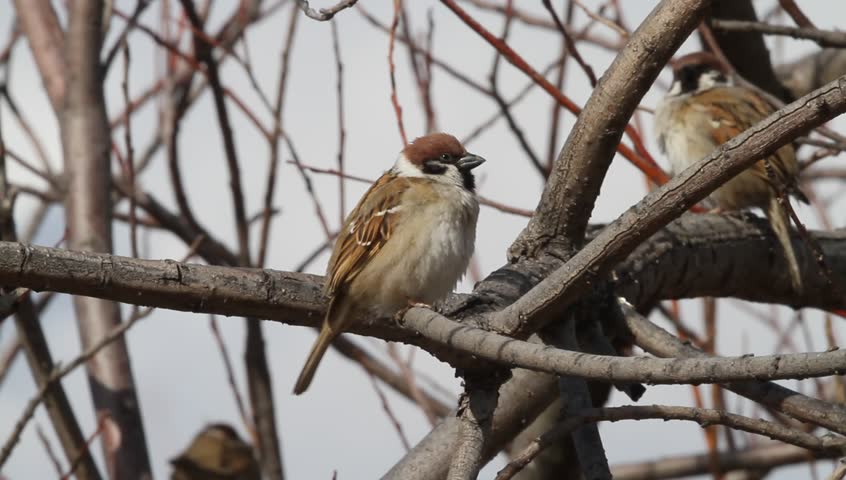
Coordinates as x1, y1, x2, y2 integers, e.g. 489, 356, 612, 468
407, 299, 433, 309
393, 301, 432, 326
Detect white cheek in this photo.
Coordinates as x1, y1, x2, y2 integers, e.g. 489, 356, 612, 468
392, 153, 424, 177
667, 80, 683, 96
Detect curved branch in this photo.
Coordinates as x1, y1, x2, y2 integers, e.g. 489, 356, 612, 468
510, 0, 712, 256
493, 72, 846, 337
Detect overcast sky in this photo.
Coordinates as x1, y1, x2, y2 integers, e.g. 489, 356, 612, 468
1, 1, 845, 479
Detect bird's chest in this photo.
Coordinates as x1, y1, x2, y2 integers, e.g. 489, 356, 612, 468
656, 99, 721, 174
405, 189, 478, 296
365, 186, 479, 310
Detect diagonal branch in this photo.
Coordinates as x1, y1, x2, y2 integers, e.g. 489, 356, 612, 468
508, 0, 710, 257
493, 73, 846, 338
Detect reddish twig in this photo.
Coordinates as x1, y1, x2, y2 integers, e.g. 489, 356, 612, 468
440, 0, 669, 185
59, 414, 109, 480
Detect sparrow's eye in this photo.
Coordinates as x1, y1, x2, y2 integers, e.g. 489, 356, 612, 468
440, 153, 451, 162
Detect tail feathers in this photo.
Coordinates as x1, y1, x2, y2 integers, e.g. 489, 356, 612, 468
293, 325, 337, 395
293, 299, 352, 395
766, 195, 803, 294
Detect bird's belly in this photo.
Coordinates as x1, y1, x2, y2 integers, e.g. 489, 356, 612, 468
352, 204, 477, 315
663, 127, 716, 175
664, 129, 769, 210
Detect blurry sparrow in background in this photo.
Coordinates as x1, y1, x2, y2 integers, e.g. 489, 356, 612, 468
654, 51, 806, 292
293, 133, 485, 394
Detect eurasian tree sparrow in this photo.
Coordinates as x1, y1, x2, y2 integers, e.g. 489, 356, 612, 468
654, 52, 806, 291
293, 133, 485, 394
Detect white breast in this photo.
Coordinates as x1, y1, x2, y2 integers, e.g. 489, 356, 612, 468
357, 183, 479, 314
655, 96, 720, 175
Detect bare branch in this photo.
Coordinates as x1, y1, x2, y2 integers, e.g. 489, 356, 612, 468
494, 72, 846, 337
295, 0, 358, 21
508, 0, 706, 257
61, 1, 151, 475
498, 405, 846, 480
710, 19, 846, 48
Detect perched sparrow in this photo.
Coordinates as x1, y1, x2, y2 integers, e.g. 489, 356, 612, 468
170, 424, 260, 480
654, 52, 806, 291
293, 133, 485, 394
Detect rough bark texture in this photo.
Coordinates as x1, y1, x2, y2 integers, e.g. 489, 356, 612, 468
61, 2, 151, 477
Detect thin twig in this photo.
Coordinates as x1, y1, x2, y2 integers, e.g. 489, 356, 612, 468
258, 2, 299, 268
35, 423, 63, 476
388, 0, 408, 146
778, 0, 815, 28
331, 20, 347, 226
209, 315, 254, 440
542, 0, 597, 86
121, 42, 139, 260
0, 306, 152, 468
710, 19, 846, 49
367, 372, 411, 451
497, 405, 846, 480
440, 0, 668, 184
179, 0, 251, 266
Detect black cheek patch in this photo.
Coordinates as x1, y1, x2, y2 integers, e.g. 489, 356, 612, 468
461, 171, 476, 192
422, 160, 447, 175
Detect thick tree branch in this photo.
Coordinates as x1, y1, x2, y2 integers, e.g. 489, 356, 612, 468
493, 73, 846, 337
510, 0, 712, 256
12, 0, 66, 111
2, 241, 846, 386
61, 2, 151, 477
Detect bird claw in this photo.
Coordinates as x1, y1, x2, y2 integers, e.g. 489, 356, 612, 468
407, 300, 432, 309
393, 301, 432, 326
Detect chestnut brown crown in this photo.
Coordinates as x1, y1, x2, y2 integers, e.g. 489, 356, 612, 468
403, 133, 467, 166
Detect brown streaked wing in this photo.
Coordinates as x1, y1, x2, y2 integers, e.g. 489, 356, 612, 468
324, 174, 410, 296
695, 87, 797, 187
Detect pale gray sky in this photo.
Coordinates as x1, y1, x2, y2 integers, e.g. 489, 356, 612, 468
1, 1, 845, 479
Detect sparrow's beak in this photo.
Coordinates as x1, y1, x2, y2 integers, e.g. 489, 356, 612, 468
456, 154, 485, 171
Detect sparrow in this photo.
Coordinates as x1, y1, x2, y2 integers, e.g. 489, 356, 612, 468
654, 51, 806, 292
170, 424, 260, 480
293, 133, 485, 394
